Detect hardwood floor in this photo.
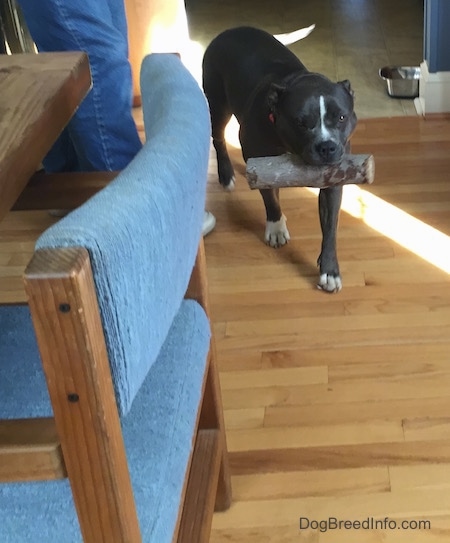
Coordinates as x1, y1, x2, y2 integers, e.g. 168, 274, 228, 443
1, 116, 449, 541
205, 115, 450, 542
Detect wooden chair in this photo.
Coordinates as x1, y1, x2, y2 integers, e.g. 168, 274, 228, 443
0, 53, 231, 542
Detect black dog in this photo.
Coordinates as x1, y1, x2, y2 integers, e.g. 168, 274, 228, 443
202, 26, 357, 292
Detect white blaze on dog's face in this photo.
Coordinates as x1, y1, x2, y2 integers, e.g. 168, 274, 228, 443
319, 95, 332, 140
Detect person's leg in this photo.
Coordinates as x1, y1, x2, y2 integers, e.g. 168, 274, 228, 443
41, 130, 80, 173
18, 0, 142, 171
107, 0, 129, 41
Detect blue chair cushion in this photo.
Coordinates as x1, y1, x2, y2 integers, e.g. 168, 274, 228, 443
35, 53, 211, 416
0, 299, 210, 542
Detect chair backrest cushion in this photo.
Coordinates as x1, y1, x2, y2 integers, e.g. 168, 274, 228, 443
36, 54, 211, 416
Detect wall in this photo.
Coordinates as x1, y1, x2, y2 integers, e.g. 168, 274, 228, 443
418, 0, 450, 114
424, 0, 450, 72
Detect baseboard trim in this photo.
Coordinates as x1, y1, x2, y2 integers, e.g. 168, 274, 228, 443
417, 61, 450, 115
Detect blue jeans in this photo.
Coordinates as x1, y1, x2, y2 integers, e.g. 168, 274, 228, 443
18, 0, 142, 171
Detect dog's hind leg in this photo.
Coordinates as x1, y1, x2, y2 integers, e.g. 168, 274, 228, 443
213, 132, 236, 191
260, 188, 290, 248
203, 78, 236, 190
317, 186, 343, 292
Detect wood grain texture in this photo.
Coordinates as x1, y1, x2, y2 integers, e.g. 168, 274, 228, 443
203, 115, 450, 542
0, 52, 91, 221
12, 171, 117, 211
0, 418, 66, 482
199, 350, 233, 512
246, 153, 374, 189
0, 211, 55, 303
177, 430, 222, 543
185, 240, 233, 512
24, 247, 141, 543
185, 239, 210, 313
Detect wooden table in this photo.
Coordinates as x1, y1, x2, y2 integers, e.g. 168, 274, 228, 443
0, 52, 93, 303
0, 52, 92, 222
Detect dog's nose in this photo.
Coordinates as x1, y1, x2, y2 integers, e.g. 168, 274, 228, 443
316, 140, 338, 161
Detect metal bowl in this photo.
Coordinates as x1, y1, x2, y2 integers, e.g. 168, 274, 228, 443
379, 66, 420, 98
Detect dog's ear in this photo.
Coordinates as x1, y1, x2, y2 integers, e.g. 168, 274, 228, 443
338, 79, 355, 98
267, 82, 286, 111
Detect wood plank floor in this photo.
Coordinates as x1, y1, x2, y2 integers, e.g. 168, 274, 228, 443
1, 115, 449, 541
205, 115, 450, 542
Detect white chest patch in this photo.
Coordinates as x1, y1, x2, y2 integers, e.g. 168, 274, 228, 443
319, 95, 332, 140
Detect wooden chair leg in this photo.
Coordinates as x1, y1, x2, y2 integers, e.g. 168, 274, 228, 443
185, 240, 210, 313
24, 247, 142, 543
176, 429, 222, 543
200, 349, 232, 512
177, 350, 231, 543
185, 240, 232, 511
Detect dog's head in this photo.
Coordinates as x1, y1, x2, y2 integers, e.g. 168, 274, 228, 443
267, 73, 357, 165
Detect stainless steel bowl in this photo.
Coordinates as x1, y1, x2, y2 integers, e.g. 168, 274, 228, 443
379, 66, 420, 98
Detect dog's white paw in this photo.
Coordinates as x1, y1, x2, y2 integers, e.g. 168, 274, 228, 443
223, 177, 235, 192
265, 216, 290, 248
317, 273, 342, 293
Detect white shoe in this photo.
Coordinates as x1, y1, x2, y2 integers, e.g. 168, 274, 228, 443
202, 211, 216, 237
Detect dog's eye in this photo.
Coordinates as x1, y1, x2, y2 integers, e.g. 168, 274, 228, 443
339, 114, 346, 123
296, 117, 313, 129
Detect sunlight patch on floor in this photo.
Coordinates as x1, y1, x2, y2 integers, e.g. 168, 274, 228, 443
309, 185, 450, 274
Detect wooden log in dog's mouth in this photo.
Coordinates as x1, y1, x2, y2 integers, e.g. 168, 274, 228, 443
246, 153, 375, 190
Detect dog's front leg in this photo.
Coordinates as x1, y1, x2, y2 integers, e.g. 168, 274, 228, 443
260, 188, 290, 248
317, 186, 343, 292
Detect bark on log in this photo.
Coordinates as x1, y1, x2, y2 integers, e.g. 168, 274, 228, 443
246, 153, 375, 189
